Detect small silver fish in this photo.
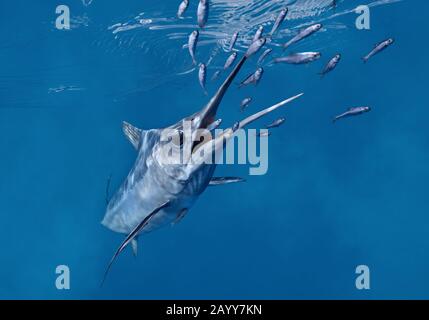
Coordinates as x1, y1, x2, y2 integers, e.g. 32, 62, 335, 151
188, 30, 199, 65
333, 106, 371, 123
198, 63, 207, 94
362, 38, 394, 63
211, 70, 221, 81
253, 25, 264, 43
256, 131, 271, 137
239, 67, 264, 88
229, 31, 239, 51
245, 38, 266, 58
257, 48, 272, 65
266, 117, 285, 128
240, 97, 252, 111
319, 54, 341, 76
177, 0, 189, 18
224, 52, 237, 70
207, 119, 222, 131
197, 0, 209, 28
283, 23, 322, 50
274, 52, 321, 65
269, 7, 288, 37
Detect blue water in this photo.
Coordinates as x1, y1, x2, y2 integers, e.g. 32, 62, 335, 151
1, 0, 428, 299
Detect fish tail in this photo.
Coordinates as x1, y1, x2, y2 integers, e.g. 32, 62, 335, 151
361, 57, 368, 64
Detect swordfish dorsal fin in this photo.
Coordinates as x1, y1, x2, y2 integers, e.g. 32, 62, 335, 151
122, 121, 142, 150
101, 201, 171, 286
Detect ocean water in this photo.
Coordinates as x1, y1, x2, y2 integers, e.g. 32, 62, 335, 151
1, 0, 428, 299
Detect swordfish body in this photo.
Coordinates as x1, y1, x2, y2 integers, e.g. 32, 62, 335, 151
101, 47, 304, 283
102, 58, 249, 244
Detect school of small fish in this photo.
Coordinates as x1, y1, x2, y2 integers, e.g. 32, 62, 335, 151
178, 0, 395, 126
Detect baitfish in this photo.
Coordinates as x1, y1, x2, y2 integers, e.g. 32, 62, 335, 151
239, 67, 264, 88
269, 8, 288, 37
274, 52, 321, 65
319, 54, 341, 76
362, 38, 394, 63
266, 117, 285, 128
282, 24, 322, 50
333, 106, 371, 123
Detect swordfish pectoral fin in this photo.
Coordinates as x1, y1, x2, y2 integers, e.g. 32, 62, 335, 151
172, 208, 189, 225
209, 177, 246, 186
101, 201, 171, 286
122, 121, 142, 150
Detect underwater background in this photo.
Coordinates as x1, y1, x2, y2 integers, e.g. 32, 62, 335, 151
1, 0, 428, 299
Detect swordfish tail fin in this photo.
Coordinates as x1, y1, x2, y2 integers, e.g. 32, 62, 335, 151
101, 201, 171, 287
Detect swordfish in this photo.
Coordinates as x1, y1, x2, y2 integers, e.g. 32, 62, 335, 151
101, 48, 304, 284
